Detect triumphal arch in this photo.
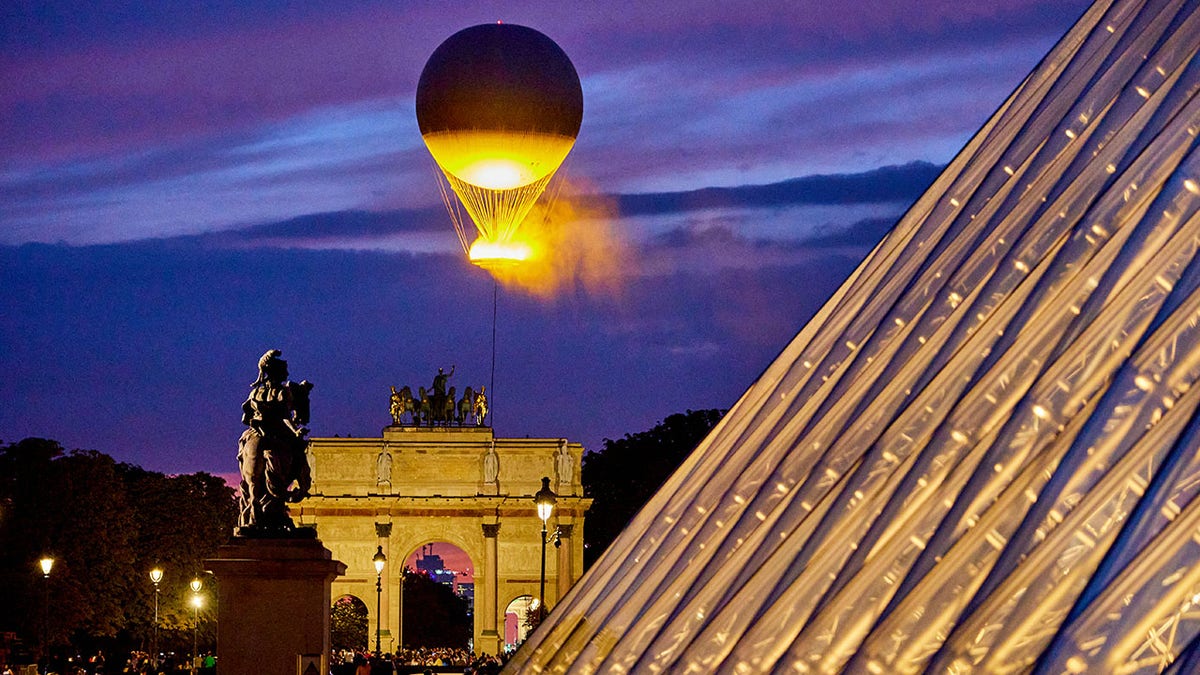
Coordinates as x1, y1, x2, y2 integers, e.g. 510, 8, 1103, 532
295, 383, 590, 656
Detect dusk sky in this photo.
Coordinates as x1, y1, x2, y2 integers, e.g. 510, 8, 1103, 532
1, 0, 1093, 478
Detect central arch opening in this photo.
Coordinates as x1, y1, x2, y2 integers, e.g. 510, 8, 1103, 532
399, 542, 474, 656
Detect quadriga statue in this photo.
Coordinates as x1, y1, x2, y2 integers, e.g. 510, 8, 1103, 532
236, 349, 314, 537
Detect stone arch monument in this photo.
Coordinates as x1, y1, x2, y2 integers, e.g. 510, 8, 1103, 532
297, 425, 590, 655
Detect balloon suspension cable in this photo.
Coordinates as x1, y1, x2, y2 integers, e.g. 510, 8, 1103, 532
541, 160, 571, 219
491, 278, 498, 430
429, 159, 473, 256
444, 172, 556, 245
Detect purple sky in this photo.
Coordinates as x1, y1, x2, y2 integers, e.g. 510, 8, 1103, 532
1, 0, 1091, 477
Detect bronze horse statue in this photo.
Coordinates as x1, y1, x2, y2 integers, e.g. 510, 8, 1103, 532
415, 386, 432, 426
390, 385, 414, 425
439, 386, 457, 425
458, 386, 475, 425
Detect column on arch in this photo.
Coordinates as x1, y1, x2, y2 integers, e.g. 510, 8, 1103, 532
481, 522, 501, 655
375, 520, 393, 651
554, 522, 574, 603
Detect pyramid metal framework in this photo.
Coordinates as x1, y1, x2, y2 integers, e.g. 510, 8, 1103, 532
507, 0, 1200, 672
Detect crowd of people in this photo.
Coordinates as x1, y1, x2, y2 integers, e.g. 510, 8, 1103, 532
5, 646, 505, 674
331, 648, 507, 674
0, 651, 217, 675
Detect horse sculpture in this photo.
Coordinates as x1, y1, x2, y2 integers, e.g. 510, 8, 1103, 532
416, 386, 432, 426
389, 385, 414, 425
458, 386, 475, 425
440, 386, 457, 425
237, 349, 314, 537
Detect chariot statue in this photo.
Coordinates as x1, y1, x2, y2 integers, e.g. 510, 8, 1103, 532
387, 367, 489, 427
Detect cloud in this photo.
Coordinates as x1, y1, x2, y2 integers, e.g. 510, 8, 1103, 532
217, 208, 443, 240
196, 162, 936, 248
615, 161, 941, 215
0, 100, 431, 245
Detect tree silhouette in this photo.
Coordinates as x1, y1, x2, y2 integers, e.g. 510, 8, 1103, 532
581, 409, 725, 567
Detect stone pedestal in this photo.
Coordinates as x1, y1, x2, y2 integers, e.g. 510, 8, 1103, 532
207, 538, 346, 675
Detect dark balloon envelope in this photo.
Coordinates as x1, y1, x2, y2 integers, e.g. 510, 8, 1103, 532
416, 23, 583, 138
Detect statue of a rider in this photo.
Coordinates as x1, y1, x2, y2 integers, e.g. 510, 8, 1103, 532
430, 366, 455, 424
432, 366, 454, 396
236, 349, 314, 537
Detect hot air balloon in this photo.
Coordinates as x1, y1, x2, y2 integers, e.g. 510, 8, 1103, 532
416, 23, 583, 267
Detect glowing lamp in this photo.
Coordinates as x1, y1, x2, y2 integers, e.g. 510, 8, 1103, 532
372, 545, 387, 654
149, 568, 163, 584
535, 476, 557, 523
373, 545, 387, 575
39, 557, 54, 577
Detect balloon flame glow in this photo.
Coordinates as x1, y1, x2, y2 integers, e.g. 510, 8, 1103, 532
469, 238, 533, 267
475, 178, 635, 299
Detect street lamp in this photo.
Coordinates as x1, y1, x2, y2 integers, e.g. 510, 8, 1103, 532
39, 557, 53, 675
534, 476, 557, 621
150, 567, 163, 669
190, 579, 203, 675
373, 545, 386, 655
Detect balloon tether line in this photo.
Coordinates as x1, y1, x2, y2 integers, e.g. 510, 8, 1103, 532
490, 276, 498, 430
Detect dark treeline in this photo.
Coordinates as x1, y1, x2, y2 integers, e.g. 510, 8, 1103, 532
0, 437, 236, 666
581, 409, 725, 567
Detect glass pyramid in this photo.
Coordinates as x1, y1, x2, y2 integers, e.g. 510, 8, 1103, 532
509, 0, 1200, 672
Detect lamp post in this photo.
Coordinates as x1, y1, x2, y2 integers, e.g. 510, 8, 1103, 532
149, 567, 163, 670
190, 578, 203, 674
39, 556, 53, 675
534, 476, 557, 622
372, 545, 386, 655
